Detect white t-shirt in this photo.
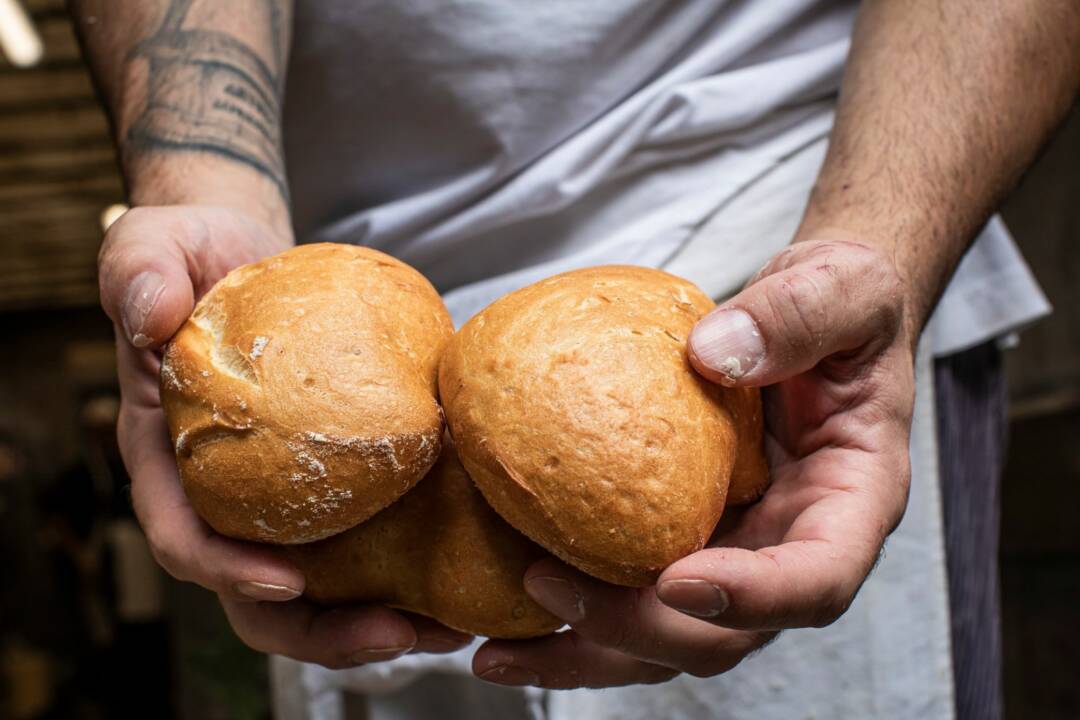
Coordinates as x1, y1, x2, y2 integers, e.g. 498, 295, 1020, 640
284, 0, 1047, 347
276, 3, 1048, 719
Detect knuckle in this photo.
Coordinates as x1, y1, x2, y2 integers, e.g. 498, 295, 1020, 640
808, 588, 854, 629
758, 548, 801, 628
99, 207, 146, 261
760, 269, 825, 360
97, 208, 155, 316
98, 215, 124, 264
773, 269, 829, 344
683, 648, 744, 678
684, 629, 776, 678
858, 253, 903, 315
226, 617, 271, 657
180, 210, 214, 260
834, 242, 904, 322
219, 600, 291, 660
752, 245, 796, 282
888, 468, 913, 530
143, 525, 187, 582
143, 522, 211, 589
226, 618, 256, 650
643, 666, 681, 685
589, 591, 652, 656
747, 631, 782, 659
97, 234, 115, 271
322, 656, 358, 671
767, 240, 908, 354
765, 599, 797, 629
115, 406, 135, 455
600, 616, 642, 657
807, 239, 890, 287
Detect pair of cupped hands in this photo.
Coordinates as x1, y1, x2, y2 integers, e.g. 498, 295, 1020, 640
100, 205, 915, 688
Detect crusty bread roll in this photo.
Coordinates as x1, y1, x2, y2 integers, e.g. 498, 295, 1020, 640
160, 243, 453, 544
722, 380, 771, 507
439, 266, 768, 586
285, 438, 562, 639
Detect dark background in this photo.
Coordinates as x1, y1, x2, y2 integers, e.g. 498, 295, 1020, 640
1, 1, 1078, 718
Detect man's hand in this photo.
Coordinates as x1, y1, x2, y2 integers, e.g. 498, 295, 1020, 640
474, 0, 1080, 687
99, 206, 473, 667
473, 239, 914, 688
77, 0, 473, 668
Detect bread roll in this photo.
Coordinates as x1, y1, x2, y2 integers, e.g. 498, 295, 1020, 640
286, 439, 562, 639
439, 266, 768, 586
160, 243, 453, 544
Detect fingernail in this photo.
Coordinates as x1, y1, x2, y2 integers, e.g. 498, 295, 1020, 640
479, 665, 541, 687
526, 576, 585, 622
689, 309, 764, 386
347, 646, 412, 665
233, 580, 302, 602
122, 271, 166, 345
657, 579, 730, 618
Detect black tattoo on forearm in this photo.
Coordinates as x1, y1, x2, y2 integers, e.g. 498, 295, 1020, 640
126, 0, 290, 198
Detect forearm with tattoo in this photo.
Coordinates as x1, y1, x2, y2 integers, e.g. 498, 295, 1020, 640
126, 0, 289, 196
70, 0, 293, 228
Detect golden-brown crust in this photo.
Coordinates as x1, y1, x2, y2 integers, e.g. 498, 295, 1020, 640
439, 266, 769, 586
285, 440, 562, 639
160, 243, 453, 544
723, 385, 770, 505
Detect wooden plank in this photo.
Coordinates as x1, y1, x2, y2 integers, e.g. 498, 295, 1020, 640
0, 56, 86, 73
0, 91, 101, 115
0, 273, 98, 291
0, 196, 122, 223
0, 197, 120, 225
0, 131, 115, 154
0, 6, 115, 314
0, 104, 111, 140
0, 278, 99, 296
0, 285, 100, 311
0, 261, 99, 279
0, 144, 115, 172
24, 0, 66, 14
0, 156, 118, 185
1002, 102, 1080, 412
0, 249, 102, 267
0, 188, 114, 213
0, 269, 99, 290
0, 66, 93, 105
0, 199, 111, 225
1, 232, 102, 252
0, 172, 120, 199
0, 0, 115, 249
0, 267, 98, 287
37, 12, 83, 61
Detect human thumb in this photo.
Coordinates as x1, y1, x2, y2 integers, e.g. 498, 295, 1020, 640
687, 243, 903, 387
98, 207, 198, 349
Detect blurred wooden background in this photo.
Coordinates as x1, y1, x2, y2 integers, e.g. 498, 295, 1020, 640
997, 108, 1080, 720
0, 0, 124, 311
0, 1, 1078, 719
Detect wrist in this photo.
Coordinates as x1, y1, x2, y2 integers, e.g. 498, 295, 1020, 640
113, 13, 293, 250
124, 153, 294, 250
